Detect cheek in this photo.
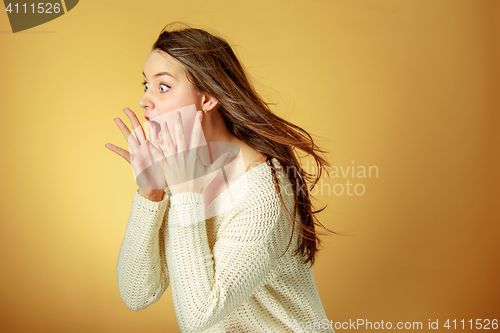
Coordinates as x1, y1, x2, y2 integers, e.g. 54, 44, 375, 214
150, 84, 203, 115
177, 89, 203, 108
153, 94, 196, 115
182, 87, 201, 100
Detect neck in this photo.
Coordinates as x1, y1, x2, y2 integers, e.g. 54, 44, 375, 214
201, 109, 262, 169
201, 108, 240, 147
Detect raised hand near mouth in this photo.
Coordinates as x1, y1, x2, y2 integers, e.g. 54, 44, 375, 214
105, 107, 167, 202
146, 110, 235, 196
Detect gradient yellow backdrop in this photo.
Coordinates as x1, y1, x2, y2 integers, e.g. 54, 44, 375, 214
0, 0, 498, 332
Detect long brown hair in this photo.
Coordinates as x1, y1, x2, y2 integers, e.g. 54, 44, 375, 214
152, 22, 337, 265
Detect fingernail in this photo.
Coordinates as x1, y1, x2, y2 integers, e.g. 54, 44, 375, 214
175, 112, 181, 119
197, 111, 203, 119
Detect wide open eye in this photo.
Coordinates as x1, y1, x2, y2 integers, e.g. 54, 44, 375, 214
142, 81, 149, 92
160, 83, 170, 92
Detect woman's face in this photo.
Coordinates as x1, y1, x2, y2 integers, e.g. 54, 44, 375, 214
139, 49, 202, 120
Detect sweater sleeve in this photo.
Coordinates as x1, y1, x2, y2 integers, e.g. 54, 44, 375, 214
168, 186, 294, 331
116, 187, 172, 311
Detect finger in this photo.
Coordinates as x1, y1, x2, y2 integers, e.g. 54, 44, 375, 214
105, 143, 131, 163
174, 111, 186, 168
159, 120, 176, 157
174, 111, 186, 153
188, 111, 203, 163
147, 141, 169, 181
189, 111, 203, 151
124, 108, 147, 145
146, 140, 165, 163
114, 118, 139, 152
148, 121, 156, 142
148, 121, 161, 151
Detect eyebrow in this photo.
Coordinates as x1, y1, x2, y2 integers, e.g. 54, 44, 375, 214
143, 71, 175, 79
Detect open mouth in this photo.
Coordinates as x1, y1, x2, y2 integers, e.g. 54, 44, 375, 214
148, 119, 162, 141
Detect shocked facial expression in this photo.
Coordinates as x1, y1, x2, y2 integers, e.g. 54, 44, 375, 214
139, 49, 203, 121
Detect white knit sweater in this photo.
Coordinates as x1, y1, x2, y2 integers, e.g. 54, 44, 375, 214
116, 157, 334, 332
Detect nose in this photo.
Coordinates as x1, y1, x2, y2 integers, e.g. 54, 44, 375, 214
138, 92, 154, 111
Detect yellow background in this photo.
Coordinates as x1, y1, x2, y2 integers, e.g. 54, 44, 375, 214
0, 0, 498, 332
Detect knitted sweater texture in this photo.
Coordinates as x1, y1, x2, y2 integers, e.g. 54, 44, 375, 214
116, 157, 334, 332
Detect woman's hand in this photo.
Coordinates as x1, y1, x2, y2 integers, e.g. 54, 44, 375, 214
105, 108, 167, 201
154, 110, 234, 196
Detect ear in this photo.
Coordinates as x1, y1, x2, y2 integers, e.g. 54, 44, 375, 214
201, 94, 218, 112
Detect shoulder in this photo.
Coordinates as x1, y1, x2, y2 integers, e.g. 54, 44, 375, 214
218, 157, 297, 244
245, 157, 286, 191
245, 150, 268, 172
243, 158, 295, 216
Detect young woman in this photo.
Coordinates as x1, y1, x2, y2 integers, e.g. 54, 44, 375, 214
105, 23, 336, 332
